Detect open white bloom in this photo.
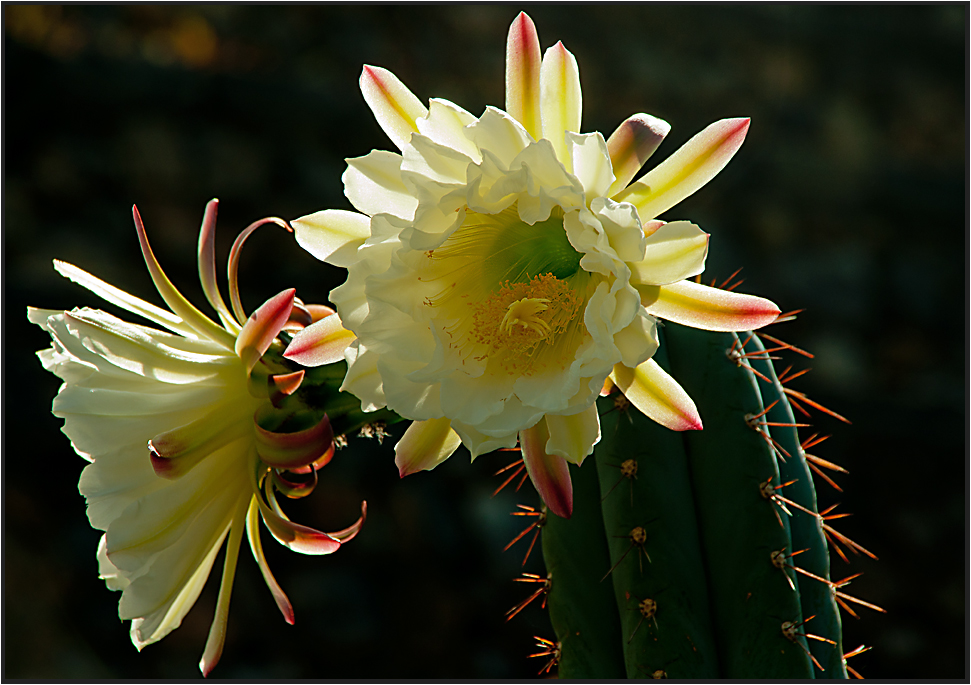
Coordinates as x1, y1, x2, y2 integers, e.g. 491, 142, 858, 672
289, 13, 780, 517
31, 201, 364, 675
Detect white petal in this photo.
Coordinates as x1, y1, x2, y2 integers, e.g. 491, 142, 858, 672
343, 150, 419, 220
629, 221, 709, 286
394, 417, 463, 476
567, 131, 614, 199
416, 99, 481, 163
292, 209, 370, 268
545, 402, 601, 465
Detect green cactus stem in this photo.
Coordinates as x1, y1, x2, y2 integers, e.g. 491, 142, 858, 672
537, 321, 864, 678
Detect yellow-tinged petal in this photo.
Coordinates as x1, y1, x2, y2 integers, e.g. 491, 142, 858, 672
629, 221, 709, 286
132, 206, 236, 350
606, 113, 671, 197
283, 313, 356, 368
520, 419, 573, 519
360, 65, 428, 152
617, 117, 750, 221
544, 403, 601, 466
610, 360, 702, 432
539, 41, 582, 170
639, 280, 781, 332
245, 498, 294, 625
199, 495, 250, 677
505, 11, 542, 140
292, 209, 371, 268
394, 417, 462, 477
53, 260, 198, 339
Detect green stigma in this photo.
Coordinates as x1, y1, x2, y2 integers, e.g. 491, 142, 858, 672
483, 206, 583, 285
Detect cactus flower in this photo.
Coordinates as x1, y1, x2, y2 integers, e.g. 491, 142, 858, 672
30, 201, 365, 675
288, 13, 779, 518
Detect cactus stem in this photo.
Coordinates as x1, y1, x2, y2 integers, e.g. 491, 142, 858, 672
527, 636, 561, 675
599, 392, 633, 419
504, 504, 546, 565
603, 526, 652, 580
781, 617, 828, 671
600, 458, 638, 505
627, 597, 659, 643
506, 572, 551, 621
492, 456, 529, 497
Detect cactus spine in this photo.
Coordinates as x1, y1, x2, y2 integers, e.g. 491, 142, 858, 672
539, 322, 859, 679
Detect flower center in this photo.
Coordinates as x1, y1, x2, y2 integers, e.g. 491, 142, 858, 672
470, 273, 582, 373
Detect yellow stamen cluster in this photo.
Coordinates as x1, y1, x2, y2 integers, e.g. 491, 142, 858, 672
471, 273, 581, 373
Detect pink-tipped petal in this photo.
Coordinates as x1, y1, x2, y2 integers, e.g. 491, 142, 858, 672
629, 221, 710, 286
539, 41, 582, 169
292, 209, 371, 268
640, 280, 781, 332
610, 360, 703, 432
618, 117, 750, 221
195, 199, 239, 332
606, 113, 671, 197
600, 376, 615, 397
394, 417, 462, 477
132, 205, 236, 350
360, 65, 428, 151
505, 12, 542, 139
235, 289, 295, 373
520, 419, 574, 519
269, 371, 305, 406
245, 499, 294, 625
283, 313, 356, 368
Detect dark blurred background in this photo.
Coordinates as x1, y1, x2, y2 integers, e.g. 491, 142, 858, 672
4, 5, 966, 679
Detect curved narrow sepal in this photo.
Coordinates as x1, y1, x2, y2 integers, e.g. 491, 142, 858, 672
271, 467, 317, 499
292, 209, 371, 268
394, 417, 462, 477
361, 65, 428, 151
132, 205, 236, 350
606, 113, 671, 197
540, 41, 582, 169
505, 11, 542, 140
520, 419, 574, 519
640, 280, 781, 332
324, 501, 368, 543
227, 217, 292, 326
199, 496, 249, 677
610, 359, 703, 432
196, 198, 240, 333
254, 474, 342, 555
283, 313, 356, 368
254, 409, 335, 470
306, 304, 337, 322
618, 117, 750, 221
245, 499, 294, 625
235, 289, 295, 373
